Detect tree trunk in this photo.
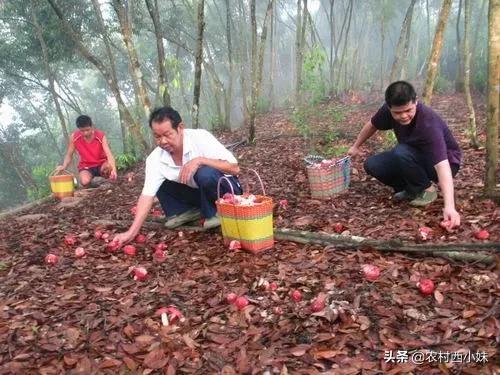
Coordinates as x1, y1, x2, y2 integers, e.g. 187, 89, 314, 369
175, 46, 192, 116
112, 0, 152, 119
389, 0, 417, 83
455, 0, 465, 92
328, 0, 335, 93
0, 140, 37, 192
471, 0, 488, 63
145, 0, 171, 107
422, 0, 453, 105
90, 0, 134, 154
380, 15, 385, 90
268, 0, 275, 110
334, 0, 353, 92
224, 0, 233, 130
23, 93, 64, 160
192, 0, 205, 129
50, 0, 148, 154
294, 0, 303, 105
236, 0, 249, 126
426, 0, 431, 48
248, 0, 274, 143
400, 2, 415, 80
463, 0, 478, 148
484, 0, 499, 196
30, 4, 70, 145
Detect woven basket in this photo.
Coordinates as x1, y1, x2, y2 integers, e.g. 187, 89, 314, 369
49, 169, 75, 199
216, 170, 274, 253
305, 155, 351, 199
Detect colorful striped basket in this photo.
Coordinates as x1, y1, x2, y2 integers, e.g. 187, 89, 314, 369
49, 169, 75, 199
216, 170, 274, 253
305, 155, 351, 199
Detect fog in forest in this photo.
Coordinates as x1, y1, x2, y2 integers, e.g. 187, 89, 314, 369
0, 0, 491, 209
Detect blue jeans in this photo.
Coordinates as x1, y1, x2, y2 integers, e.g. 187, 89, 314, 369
364, 144, 459, 195
156, 166, 242, 219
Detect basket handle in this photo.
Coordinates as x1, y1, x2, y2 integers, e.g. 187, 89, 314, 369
335, 155, 351, 166
242, 168, 266, 196
49, 168, 73, 177
217, 176, 235, 200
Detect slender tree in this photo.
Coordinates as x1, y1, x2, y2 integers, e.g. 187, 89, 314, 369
463, 0, 478, 148
455, 0, 465, 92
47, 0, 148, 154
268, 0, 275, 109
145, 0, 171, 106
112, 0, 152, 118
389, 0, 417, 82
192, 0, 205, 129
29, 3, 70, 145
294, 0, 303, 104
422, 0, 453, 105
334, 0, 353, 92
484, 0, 499, 195
224, 0, 233, 130
248, 0, 274, 143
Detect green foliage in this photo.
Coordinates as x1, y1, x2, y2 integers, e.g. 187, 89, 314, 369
165, 57, 190, 91
256, 96, 271, 114
290, 107, 313, 143
472, 68, 487, 92
382, 131, 397, 150
325, 106, 346, 123
320, 144, 349, 158
115, 153, 139, 171
301, 46, 327, 105
434, 75, 453, 93
27, 165, 52, 201
0, 262, 8, 272
209, 114, 224, 131
323, 128, 341, 144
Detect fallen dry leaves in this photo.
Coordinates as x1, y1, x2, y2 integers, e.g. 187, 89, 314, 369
0, 94, 497, 373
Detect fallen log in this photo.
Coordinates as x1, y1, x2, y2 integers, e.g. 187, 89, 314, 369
275, 228, 499, 264
99, 220, 499, 264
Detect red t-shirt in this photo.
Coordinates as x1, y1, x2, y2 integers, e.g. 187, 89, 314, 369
73, 129, 107, 169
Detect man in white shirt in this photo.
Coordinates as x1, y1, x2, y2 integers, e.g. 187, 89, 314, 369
113, 107, 242, 245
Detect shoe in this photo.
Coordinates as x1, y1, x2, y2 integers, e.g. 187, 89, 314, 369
393, 190, 415, 201
164, 209, 202, 229
409, 190, 438, 207
202, 216, 221, 229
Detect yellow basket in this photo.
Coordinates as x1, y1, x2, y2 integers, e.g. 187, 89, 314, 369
216, 169, 274, 253
49, 169, 75, 199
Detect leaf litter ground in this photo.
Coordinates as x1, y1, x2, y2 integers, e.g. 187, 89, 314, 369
0, 93, 498, 374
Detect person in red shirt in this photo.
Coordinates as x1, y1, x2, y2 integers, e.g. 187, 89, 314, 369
56, 115, 117, 187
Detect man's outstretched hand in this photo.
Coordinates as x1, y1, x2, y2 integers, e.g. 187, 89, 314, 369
442, 207, 461, 229
55, 165, 65, 173
112, 231, 135, 247
179, 158, 202, 184
347, 145, 361, 158
109, 169, 118, 180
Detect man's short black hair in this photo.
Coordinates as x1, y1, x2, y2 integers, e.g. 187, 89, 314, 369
76, 115, 92, 128
385, 81, 417, 107
149, 107, 182, 129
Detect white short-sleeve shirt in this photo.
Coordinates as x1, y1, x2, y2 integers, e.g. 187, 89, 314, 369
141, 129, 238, 196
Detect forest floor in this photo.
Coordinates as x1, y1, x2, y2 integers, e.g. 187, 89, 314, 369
0, 93, 498, 374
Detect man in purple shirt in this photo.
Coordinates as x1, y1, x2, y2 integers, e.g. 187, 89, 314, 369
348, 81, 461, 228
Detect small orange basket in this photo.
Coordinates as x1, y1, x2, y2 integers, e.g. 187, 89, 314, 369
49, 169, 75, 199
216, 170, 274, 253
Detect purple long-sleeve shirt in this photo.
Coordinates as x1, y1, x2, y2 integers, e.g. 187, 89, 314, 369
371, 102, 461, 167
